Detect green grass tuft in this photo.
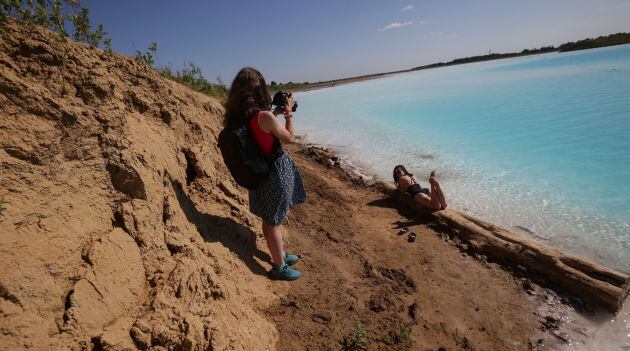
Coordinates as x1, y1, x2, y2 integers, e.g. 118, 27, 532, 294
0, 198, 9, 215
342, 321, 368, 351
394, 322, 411, 343
157, 62, 228, 100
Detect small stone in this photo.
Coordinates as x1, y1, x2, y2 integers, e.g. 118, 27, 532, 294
408, 302, 418, 320
130, 326, 151, 350
133, 319, 151, 333
211, 286, 224, 299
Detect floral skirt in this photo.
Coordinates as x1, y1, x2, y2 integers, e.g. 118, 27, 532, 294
248, 151, 307, 226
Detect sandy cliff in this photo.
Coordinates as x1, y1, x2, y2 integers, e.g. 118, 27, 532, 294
0, 19, 277, 350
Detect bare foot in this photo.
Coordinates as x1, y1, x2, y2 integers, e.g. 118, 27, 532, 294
429, 170, 437, 185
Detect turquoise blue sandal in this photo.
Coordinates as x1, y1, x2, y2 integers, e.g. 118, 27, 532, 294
283, 251, 300, 266
268, 264, 301, 281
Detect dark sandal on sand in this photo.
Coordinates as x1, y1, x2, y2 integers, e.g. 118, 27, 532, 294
408, 233, 417, 242
398, 228, 409, 236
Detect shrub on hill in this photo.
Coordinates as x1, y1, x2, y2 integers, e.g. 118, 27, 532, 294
157, 61, 228, 99
0, 0, 109, 48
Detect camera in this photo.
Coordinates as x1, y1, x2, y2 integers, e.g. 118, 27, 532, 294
271, 91, 298, 112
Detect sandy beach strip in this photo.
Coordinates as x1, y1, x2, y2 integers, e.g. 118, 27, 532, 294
264, 143, 575, 350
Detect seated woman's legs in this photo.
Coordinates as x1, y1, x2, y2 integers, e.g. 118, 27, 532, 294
429, 172, 448, 210
413, 191, 441, 210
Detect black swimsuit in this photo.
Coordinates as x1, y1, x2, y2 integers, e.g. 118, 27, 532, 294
407, 183, 429, 197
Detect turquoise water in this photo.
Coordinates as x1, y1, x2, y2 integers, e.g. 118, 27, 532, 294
296, 44, 630, 273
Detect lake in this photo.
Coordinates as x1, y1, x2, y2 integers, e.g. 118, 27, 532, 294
297, 44, 630, 274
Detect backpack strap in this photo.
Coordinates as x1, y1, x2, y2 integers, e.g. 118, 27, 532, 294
269, 137, 283, 161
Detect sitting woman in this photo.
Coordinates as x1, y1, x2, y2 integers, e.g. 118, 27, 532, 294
393, 165, 447, 210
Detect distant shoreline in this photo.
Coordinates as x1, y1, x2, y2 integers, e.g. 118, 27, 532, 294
287, 33, 630, 93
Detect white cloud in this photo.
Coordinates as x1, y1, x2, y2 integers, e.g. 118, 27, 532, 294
379, 21, 413, 31
401, 5, 413, 11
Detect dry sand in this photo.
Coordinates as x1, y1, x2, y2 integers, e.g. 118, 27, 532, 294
269, 144, 566, 350
0, 19, 568, 350
0, 19, 279, 350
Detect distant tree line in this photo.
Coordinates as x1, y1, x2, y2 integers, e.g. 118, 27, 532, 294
268, 32, 630, 91
412, 32, 630, 71
557, 33, 630, 52
268, 80, 312, 94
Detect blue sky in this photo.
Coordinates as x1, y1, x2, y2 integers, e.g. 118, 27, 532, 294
82, 0, 630, 84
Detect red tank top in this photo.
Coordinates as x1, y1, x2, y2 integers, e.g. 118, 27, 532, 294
249, 111, 275, 157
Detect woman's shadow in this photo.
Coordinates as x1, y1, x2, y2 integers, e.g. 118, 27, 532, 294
171, 179, 270, 276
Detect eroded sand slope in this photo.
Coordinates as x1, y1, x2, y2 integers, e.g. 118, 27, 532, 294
0, 20, 277, 350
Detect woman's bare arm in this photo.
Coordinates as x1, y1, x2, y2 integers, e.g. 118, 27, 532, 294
260, 95, 296, 144
397, 175, 411, 192
259, 111, 294, 143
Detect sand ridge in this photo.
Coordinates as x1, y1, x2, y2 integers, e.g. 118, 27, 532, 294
0, 19, 279, 350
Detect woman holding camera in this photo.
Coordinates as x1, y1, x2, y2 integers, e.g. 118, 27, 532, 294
224, 67, 306, 281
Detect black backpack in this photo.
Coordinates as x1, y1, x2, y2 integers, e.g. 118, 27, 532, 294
218, 119, 277, 189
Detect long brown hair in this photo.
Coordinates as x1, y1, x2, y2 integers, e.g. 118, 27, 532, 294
393, 165, 413, 185
224, 67, 272, 126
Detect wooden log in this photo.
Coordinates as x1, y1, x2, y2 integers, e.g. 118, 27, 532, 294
376, 181, 630, 314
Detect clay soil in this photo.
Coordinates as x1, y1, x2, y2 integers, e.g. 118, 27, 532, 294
267, 144, 551, 351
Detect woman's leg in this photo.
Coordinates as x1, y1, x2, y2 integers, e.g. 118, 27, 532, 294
430, 183, 444, 210
433, 181, 447, 210
262, 221, 284, 266
429, 172, 448, 210
413, 192, 441, 210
